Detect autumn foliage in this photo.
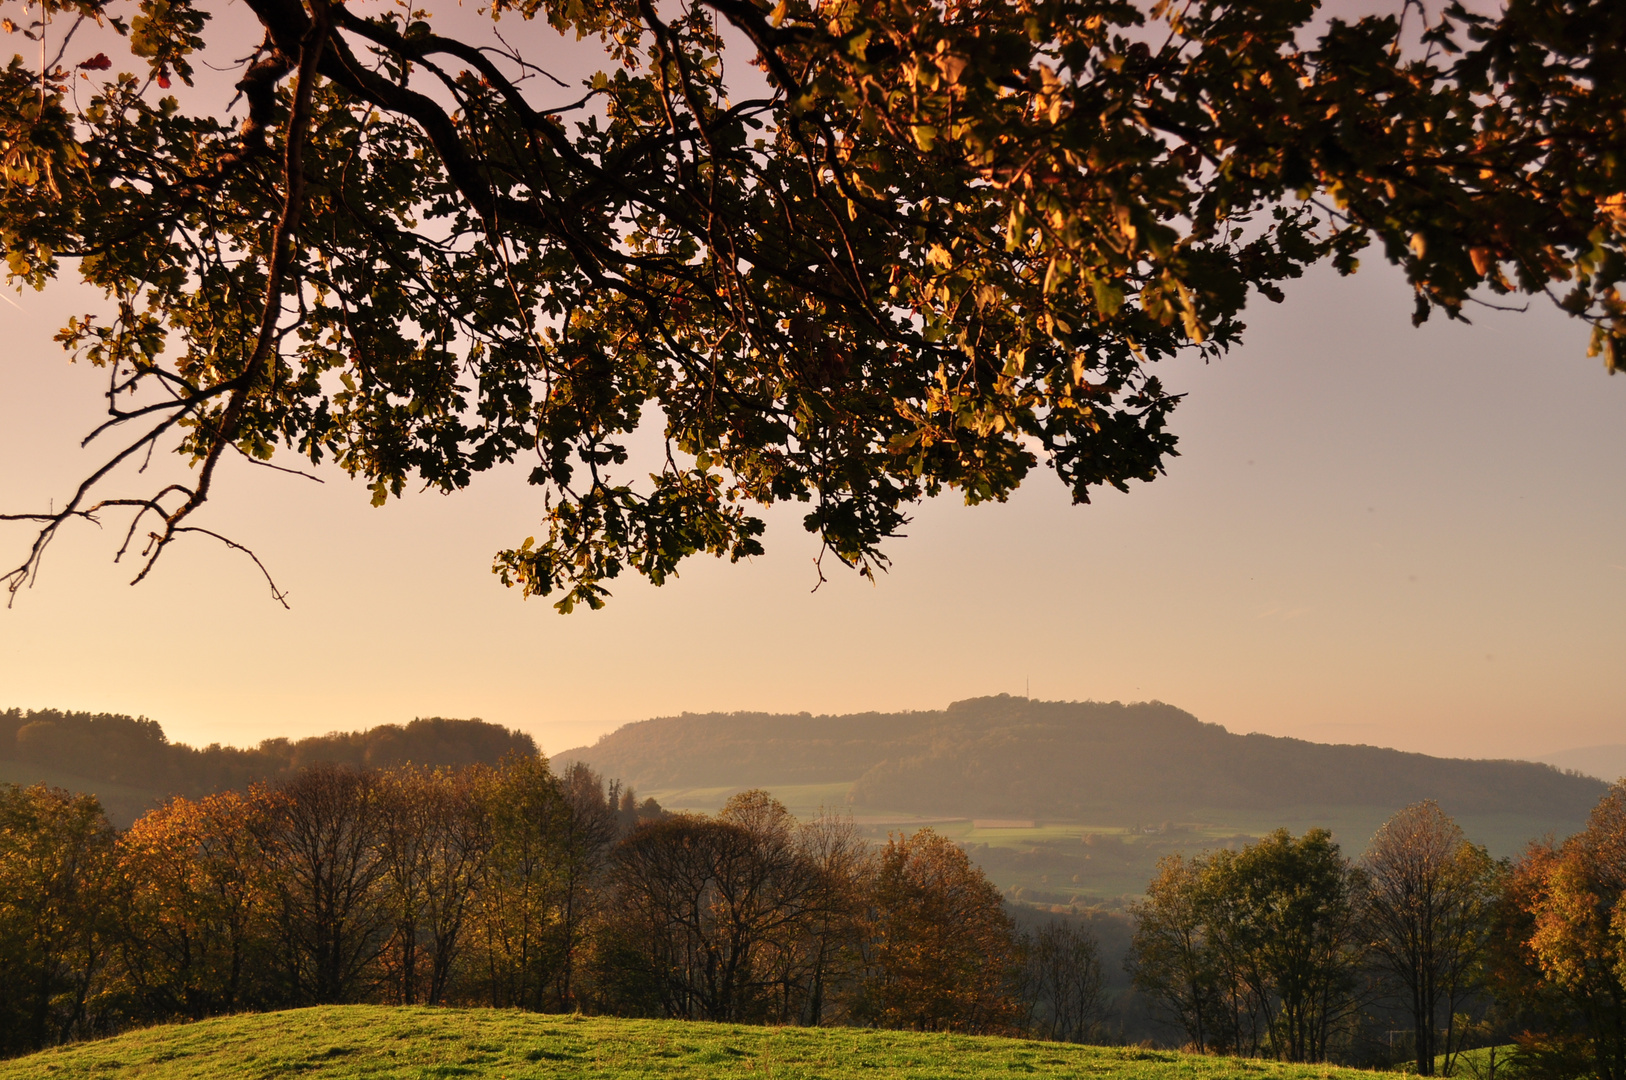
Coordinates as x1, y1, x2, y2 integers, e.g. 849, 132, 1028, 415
1501, 784, 1626, 1080
0, 765, 1022, 1055
3, 0, 1624, 606
18, 761, 1626, 1069
853, 829, 1022, 1033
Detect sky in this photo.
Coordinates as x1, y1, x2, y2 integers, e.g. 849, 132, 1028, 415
2, 7, 1624, 765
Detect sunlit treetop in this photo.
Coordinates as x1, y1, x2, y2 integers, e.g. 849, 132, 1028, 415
1, 0, 1621, 609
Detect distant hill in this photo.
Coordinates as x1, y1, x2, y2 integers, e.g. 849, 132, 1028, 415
0, 708, 537, 825
1538, 744, 1626, 784
556, 695, 1607, 827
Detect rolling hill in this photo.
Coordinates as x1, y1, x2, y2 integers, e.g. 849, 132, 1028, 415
555, 694, 1605, 830
556, 695, 1606, 907
0, 1006, 1393, 1080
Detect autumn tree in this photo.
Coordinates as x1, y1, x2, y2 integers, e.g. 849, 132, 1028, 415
1131, 829, 1366, 1061
3, 0, 1623, 607
1129, 853, 1236, 1052
0, 784, 117, 1054
112, 788, 279, 1019
1506, 781, 1626, 1080
471, 756, 604, 1010
854, 828, 1020, 1034
1360, 801, 1499, 1076
0, 761, 945, 1041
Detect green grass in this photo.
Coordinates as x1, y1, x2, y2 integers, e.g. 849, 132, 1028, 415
1438, 1045, 1521, 1079
0, 1007, 1396, 1080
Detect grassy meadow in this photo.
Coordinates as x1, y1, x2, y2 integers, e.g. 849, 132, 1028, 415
0, 1007, 1398, 1080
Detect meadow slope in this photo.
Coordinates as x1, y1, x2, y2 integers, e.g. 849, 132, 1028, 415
0, 1007, 1392, 1080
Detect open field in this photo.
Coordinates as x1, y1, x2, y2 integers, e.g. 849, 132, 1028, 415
0, 1007, 1400, 1080
646, 782, 860, 819
650, 784, 1569, 909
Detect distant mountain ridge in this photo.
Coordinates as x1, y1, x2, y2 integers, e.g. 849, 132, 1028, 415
555, 695, 1607, 824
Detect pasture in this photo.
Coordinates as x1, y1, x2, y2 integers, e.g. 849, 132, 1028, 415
0, 1007, 1398, 1080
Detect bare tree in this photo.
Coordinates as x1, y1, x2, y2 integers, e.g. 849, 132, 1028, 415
420, 770, 492, 1005
377, 767, 491, 1005
784, 809, 869, 1026
610, 813, 759, 1019
267, 766, 390, 1004
376, 769, 432, 1005
718, 793, 864, 1025
609, 791, 837, 1022
554, 762, 621, 1008
1362, 801, 1498, 1076
1020, 920, 1106, 1043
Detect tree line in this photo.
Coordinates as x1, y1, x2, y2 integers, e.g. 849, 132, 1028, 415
1128, 787, 1626, 1080
0, 758, 1101, 1058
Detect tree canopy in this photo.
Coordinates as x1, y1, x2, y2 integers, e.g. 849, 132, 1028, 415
2, 0, 1621, 608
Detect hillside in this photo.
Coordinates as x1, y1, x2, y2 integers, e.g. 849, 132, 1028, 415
0, 1006, 1389, 1080
0, 709, 537, 825
556, 695, 1606, 827
556, 695, 1606, 906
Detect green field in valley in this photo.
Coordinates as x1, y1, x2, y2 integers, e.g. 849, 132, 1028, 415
648, 783, 1571, 911
0, 1007, 1399, 1080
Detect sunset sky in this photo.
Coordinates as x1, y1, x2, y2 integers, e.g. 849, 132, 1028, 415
2, 11, 1623, 766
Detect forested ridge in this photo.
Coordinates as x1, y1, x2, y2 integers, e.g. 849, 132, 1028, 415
556, 696, 1606, 821
0, 709, 536, 824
